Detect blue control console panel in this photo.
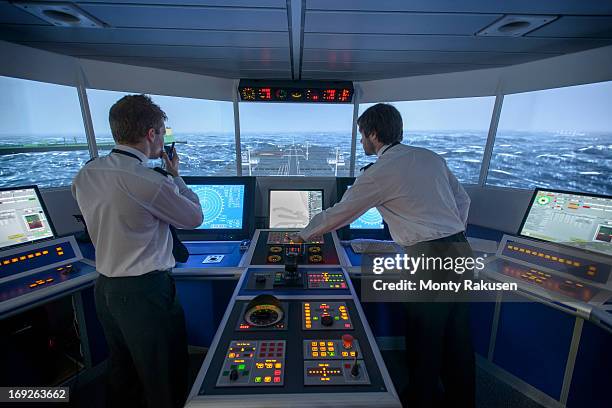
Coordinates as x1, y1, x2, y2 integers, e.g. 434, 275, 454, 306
0, 236, 97, 317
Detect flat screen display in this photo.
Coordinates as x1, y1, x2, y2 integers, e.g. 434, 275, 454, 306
269, 190, 324, 228
519, 188, 612, 257
0, 186, 56, 251
188, 184, 245, 230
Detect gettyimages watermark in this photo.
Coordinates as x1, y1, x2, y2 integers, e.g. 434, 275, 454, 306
360, 242, 520, 303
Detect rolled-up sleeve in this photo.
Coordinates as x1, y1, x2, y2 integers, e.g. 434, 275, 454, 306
299, 173, 383, 240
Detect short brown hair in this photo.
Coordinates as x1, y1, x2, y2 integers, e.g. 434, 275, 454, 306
109, 94, 167, 144
357, 103, 403, 145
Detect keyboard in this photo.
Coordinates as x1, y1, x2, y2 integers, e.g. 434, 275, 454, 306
349, 240, 402, 254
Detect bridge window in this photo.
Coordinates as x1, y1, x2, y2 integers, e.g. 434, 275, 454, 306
87, 90, 236, 175
489, 81, 612, 195
0, 76, 87, 188
358, 97, 495, 183
239, 103, 353, 176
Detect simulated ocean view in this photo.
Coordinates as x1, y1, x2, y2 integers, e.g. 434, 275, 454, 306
0, 131, 610, 196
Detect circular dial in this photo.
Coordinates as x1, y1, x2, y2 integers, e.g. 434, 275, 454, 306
244, 295, 284, 327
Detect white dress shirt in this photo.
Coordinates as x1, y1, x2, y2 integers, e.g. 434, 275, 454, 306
72, 145, 203, 277
299, 143, 470, 247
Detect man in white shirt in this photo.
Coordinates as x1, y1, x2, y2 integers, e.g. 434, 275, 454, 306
295, 103, 475, 408
72, 95, 203, 408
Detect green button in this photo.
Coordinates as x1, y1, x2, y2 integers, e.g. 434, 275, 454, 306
329, 352, 335, 357
313, 316, 318, 320
254, 377, 262, 383
238, 364, 246, 371
334, 316, 340, 320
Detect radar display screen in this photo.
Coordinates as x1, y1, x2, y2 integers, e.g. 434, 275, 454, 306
269, 190, 323, 228
0, 186, 56, 251
519, 189, 612, 257
189, 184, 245, 230
345, 186, 384, 230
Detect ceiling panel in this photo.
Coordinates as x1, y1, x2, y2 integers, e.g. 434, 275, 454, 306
302, 61, 501, 73
305, 11, 500, 35
527, 16, 612, 39
21, 42, 290, 61
305, 0, 612, 15
0, 2, 50, 25
0, 25, 289, 48
73, 0, 288, 6
95, 57, 292, 78
302, 49, 558, 65
303, 33, 612, 54
79, 4, 288, 31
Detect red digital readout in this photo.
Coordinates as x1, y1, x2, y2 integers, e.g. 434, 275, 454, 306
258, 88, 272, 100
322, 89, 336, 101
338, 89, 351, 102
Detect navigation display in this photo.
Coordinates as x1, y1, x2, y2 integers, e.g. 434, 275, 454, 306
345, 185, 383, 229
351, 208, 384, 230
189, 184, 245, 230
0, 186, 55, 251
519, 189, 612, 257
269, 190, 323, 228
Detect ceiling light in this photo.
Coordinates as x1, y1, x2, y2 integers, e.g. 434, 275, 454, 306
13, 2, 107, 28
476, 15, 557, 37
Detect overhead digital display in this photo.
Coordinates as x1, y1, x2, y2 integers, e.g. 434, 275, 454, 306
0, 186, 56, 251
189, 184, 245, 230
519, 188, 612, 257
239, 80, 353, 103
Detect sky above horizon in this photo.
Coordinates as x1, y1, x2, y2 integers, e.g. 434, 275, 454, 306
1, 75, 611, 136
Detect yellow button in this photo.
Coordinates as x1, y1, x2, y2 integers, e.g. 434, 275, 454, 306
42, 250, 49, 255
275, 363, 281, 369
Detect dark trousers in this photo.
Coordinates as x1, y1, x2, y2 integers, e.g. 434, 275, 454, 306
94, 270, 188, 408
401, 233, 476, 408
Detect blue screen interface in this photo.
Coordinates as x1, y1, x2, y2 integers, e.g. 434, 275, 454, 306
189, 185, 245, 229
345, 185, 384, 229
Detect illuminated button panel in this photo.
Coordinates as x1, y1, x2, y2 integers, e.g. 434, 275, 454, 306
303, 339, 362, 360
267, 232, 324, 245
500, 263, 597, 302
307, 271, 347, 289
0, 243, 76, 280
216, 341, 285, 387
304, 360, 370, 385
303, 302, 353, 330
502, 241, 610, 284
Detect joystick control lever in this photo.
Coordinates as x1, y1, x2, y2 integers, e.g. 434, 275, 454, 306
350, 350, 360, 378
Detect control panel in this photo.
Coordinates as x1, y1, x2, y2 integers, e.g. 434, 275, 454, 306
216, 340, 285, 387
250, 231, 339, 265
303, 302, 353, 331
303, 335, 362, 360
245, 269, 348, 292
304, 360, 370, 386
307, 271, 347, 289
188, 228, 399, 408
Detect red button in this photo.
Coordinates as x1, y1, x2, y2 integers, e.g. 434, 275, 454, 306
274, 377, 281, 383
274, 370, 281, 376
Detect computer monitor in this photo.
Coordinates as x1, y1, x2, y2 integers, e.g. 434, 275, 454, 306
336, 177, 389, 239
0, 186, 56, 251
518, 188, 612, 257
268, 189, 324, 228
180, 177, 256, 240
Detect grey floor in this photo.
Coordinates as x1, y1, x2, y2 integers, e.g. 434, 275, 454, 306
68, 349, 545, 408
